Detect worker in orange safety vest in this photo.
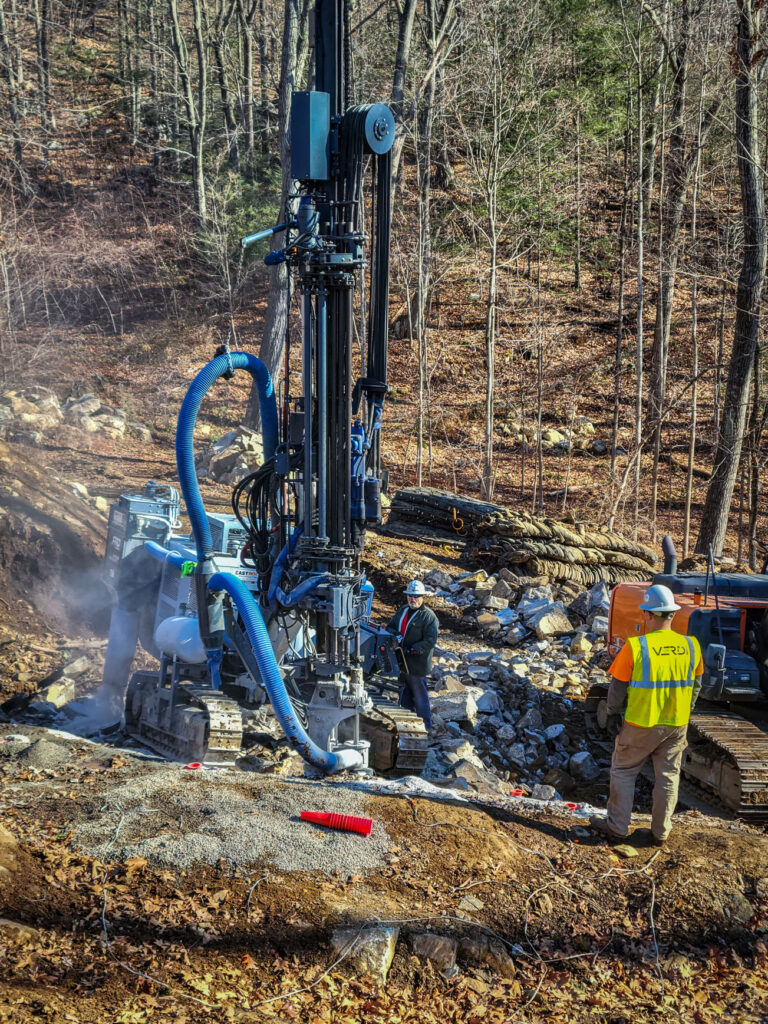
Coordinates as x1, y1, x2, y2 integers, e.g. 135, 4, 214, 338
590, 584, 703, 847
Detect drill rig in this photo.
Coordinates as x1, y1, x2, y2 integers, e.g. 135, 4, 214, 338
100, 0, 428, 775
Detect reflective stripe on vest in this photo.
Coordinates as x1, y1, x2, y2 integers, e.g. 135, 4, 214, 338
624, 632, 697, 728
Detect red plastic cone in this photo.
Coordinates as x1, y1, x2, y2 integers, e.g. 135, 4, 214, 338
300, 810, 373, 835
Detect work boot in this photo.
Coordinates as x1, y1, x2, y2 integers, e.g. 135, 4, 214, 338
588, 814, 625, 844
630, 827, 667, 849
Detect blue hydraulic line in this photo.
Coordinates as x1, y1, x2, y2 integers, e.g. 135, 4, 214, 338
274, 574, 329, 608
207, 571, 362, 772
267, 526, 303, 604
176, 351, 278, 559
241, 222, 290, 249
144, 540, 189, 571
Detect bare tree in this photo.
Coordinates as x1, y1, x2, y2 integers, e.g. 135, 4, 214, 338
168, 0, 209, 223
452, 0, 539, 500
697, 0, 767, 554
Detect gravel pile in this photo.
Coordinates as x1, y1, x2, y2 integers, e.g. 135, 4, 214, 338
16, 738, 70, 768
73, 767, 390, 873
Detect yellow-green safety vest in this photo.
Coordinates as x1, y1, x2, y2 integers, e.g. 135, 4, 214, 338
625, 631, 700, 728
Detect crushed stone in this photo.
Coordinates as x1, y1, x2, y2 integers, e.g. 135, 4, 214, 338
16, 739, 70, 768
72, 767, 391, 873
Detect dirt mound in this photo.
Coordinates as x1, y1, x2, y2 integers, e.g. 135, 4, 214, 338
16, 739, 71, 769
0, 439, 110, 636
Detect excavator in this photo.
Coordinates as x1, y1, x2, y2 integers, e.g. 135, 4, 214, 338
588, 537, 768, 820
95, 0, 427, 776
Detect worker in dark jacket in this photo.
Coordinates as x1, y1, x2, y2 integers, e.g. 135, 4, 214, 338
387, 580, 439, 730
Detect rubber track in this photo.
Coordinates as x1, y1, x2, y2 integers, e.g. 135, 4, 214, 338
362, 695, 429, 775
687, 712, 768, 821
125, 675, 242, 766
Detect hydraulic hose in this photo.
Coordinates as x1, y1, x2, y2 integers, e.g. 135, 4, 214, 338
175, 351, 279, 692
144, 540, 189, 571
207, 571, 362, 773
176, 351, 279, 559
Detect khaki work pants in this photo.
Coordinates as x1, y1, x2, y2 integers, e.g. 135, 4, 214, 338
606, 721, 689, 840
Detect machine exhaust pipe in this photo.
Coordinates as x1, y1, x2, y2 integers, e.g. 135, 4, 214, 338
661, 535, 678, 575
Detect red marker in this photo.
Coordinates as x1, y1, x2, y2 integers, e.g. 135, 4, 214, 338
300, 811, 373, 835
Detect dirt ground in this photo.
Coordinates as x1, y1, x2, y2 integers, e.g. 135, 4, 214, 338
1, 719, 768, 1023
1, 417, 768, 1022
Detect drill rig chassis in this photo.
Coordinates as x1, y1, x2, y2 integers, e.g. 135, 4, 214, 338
100, 0, 430, 779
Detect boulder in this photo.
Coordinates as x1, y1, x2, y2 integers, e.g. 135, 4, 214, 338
590, 615, 609, 636
476, 612, 501, 629
65, 394, 102, 417
0, 825, 19, 879
517, 586, 554, 624
503, 624, 527, 646
530, 783, 557, 801
532, 605, 574, 640
491, 579, 513, 599
544, 767, 576, 797
1, 387, 62, 430
573, 415, 595, 436
476, 690, 502, 714
570, 634, 593, 657
588, 581, 612, 615
431, 690, 479, 730
507, 742, 527, 767
569, 750, 600, 782
542, 428, 565, 443
92, 413, 126, 437
543, 723, 566, 741
410, 933, 457, 971
458, 936, 517, 978
0, 919, 38, 943
451, 758, 508, 797
568, 591, 591, 620
127, 421, 153, 442
331, 926, 399, 985
37, 677, 75, 708
433, 674, 465, 693
517, 708, 543, 731
424, 569, 454, 590
482, 594, 510, 611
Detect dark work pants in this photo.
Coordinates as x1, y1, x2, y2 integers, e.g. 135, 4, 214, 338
399, 673, 433, 729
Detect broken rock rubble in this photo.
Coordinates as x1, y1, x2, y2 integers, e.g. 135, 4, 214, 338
422, 575, 615, 801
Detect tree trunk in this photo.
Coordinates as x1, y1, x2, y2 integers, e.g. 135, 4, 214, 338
696, 0, 766, 555
212, 0, 240, 173
389, 0, 418, 188
245, 0, 309, 426
0, 0, 24, 168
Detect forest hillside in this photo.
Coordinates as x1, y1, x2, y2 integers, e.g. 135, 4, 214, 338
0, 0, 766, 562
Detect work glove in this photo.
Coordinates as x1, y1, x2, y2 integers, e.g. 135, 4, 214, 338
607, 714, 623, 738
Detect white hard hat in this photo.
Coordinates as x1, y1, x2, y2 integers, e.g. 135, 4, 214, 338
639, 583, 680, 614
404, 579, 427, 596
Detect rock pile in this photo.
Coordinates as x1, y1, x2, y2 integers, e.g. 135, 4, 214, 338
0, 387, 151, 443
496, 413, 608, 456
415, 571, 617, 800
195, 425, 264, 485
387, 487, 656, 586
424, 566, 612, 646
424, 635, 610, 800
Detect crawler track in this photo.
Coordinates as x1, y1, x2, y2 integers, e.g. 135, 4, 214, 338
685, 712, 768, 821
586, 684, 768, 821
124, 672, 243, 766
361, 696, 429, 775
